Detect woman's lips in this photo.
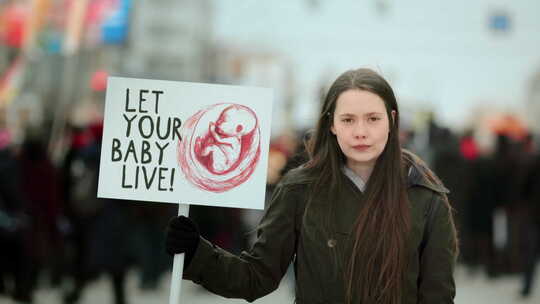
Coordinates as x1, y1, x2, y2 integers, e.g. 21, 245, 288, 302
353, 144, 371, 151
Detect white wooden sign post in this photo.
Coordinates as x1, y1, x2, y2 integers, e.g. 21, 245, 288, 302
98, 77, 273, 303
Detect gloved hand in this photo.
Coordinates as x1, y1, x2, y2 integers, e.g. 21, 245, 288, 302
165, 215, 201, 267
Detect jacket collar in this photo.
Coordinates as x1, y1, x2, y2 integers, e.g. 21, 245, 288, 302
406, 161, 450, 194
283, 152, 450, 194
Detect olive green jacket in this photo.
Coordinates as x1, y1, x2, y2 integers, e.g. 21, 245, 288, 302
184, 162, 456, 303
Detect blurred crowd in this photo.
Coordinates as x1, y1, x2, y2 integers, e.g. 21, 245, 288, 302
1, 110, 539, 303
425, 119, 540, 300
0, 119, 178, 304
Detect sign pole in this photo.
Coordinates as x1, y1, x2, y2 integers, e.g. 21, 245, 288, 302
169, 203, 190, 304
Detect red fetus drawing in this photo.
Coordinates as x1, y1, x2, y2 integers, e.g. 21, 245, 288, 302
178, 103, 260, 193
199, 106, 257, 173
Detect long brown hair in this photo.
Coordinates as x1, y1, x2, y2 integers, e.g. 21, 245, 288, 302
305, 68, 410, 303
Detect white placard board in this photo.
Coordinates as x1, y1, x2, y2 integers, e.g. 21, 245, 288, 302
98, 77, 273, 210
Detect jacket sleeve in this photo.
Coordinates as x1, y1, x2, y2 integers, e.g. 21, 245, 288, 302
183, 181, 300, 302
418, 193, 457, 304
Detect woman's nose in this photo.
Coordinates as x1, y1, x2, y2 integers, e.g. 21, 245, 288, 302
352, 121, 367, 139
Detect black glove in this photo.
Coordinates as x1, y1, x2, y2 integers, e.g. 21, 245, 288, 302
165, 215, 200, 267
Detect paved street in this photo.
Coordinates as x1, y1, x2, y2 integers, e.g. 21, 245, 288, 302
1, 266, 539, 304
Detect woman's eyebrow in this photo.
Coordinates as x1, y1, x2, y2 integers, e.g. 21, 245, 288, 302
337, 112, 384, 117
364, 112, 384, 116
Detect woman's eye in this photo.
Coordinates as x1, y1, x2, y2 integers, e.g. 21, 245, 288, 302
368, 117, 381, 122
342, 118, 353, 124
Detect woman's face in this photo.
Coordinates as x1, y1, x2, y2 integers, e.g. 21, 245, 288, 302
330, 89, 393, 170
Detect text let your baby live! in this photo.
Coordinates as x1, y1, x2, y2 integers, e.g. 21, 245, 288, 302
110, 88, 182, 192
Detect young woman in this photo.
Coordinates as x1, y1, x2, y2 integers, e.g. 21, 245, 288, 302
166, 68, 459, 304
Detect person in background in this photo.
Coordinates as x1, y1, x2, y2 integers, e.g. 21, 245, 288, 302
62, 122, 132, 304
519, 135, 540, 298
0, 127, 33, 303
18, 130, 64, 290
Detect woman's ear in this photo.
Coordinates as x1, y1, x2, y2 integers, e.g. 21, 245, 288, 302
391, 110, 396, 125
329, 113, 336, 135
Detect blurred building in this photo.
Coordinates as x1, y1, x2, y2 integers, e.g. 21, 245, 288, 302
123, 0, 214, 82
212, 45, 297, 136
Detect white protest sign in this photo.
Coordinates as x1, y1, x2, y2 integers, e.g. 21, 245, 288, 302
98, 77, 273, 209
98, 77, 273, 304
